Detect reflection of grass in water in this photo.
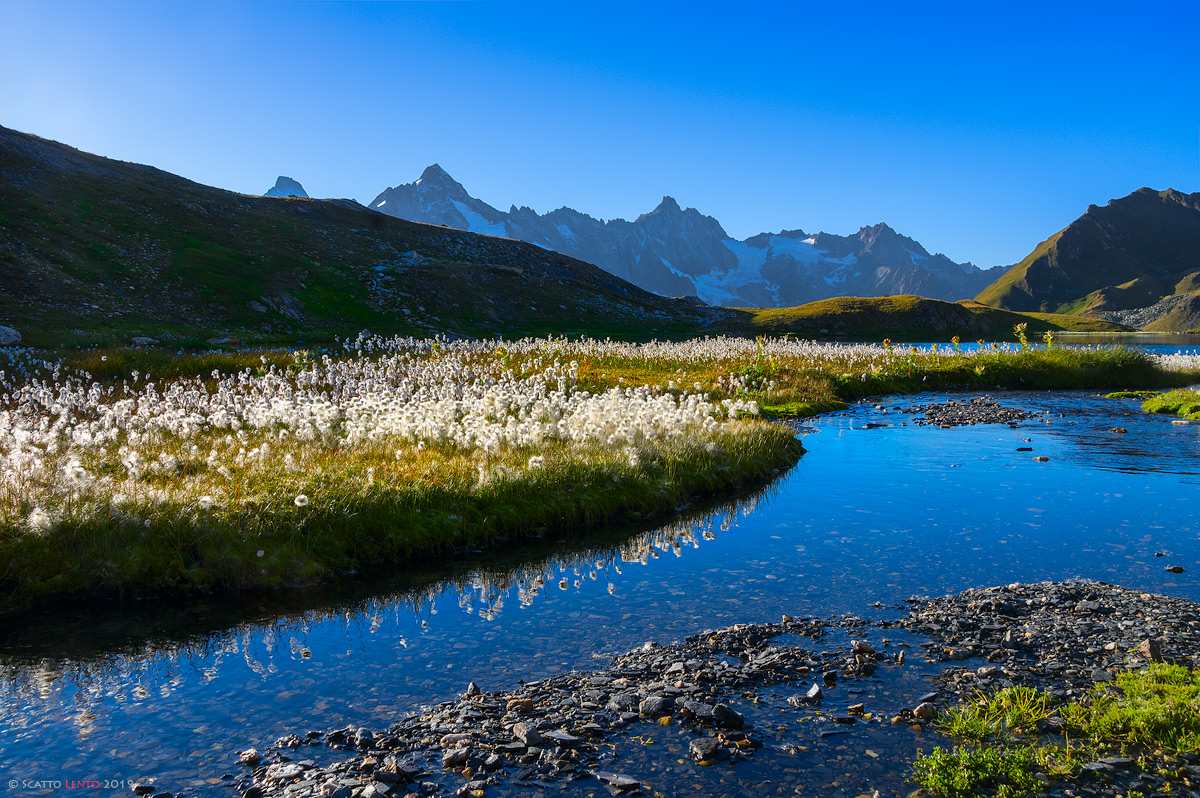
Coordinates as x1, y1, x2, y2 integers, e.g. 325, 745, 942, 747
914, 664, 1200, 797
0, 486, 775, 712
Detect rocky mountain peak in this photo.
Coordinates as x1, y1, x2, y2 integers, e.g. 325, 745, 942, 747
264, 176, 308, 198
416, 163, 455, 186
654, 196, 682, 214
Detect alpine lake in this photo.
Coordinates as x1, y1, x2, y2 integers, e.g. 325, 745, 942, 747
2, 338, 1199, 798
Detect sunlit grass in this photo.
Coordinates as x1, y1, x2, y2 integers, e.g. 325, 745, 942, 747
914, 664, 1200, 797
1143, 388, 1200, 420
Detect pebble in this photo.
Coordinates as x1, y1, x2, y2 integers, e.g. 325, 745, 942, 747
689, 736, 727, 762
913, 702, 938, 720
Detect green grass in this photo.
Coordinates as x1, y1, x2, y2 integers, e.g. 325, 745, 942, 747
726, 296, 1127, 342
1143, 389, 1200, 419
914, 664, 1200, 797
912, 745, 1042, 798
1059, 663, 1200, 753
1107, 390, 1161, 399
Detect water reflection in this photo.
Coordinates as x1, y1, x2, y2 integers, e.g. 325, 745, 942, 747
0, 485, 778, 736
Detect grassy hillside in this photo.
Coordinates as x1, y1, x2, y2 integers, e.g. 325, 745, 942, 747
974, 188, 1200, 328
0, 125, 716, 347
731, 295, 1126, 340
974, 230, 1066, 311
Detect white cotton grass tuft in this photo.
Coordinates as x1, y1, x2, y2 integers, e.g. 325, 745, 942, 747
27, 506, 53, 535
294, 495, 309, 508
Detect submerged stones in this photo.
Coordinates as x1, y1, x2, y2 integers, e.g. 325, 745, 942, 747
238, 615, 853, 797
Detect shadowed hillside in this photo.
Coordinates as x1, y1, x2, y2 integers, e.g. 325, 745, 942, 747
975, 188, 1200, 330
0, 126, 715, 347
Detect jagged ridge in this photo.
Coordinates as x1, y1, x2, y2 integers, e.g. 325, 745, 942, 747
368, 167, 1005, 307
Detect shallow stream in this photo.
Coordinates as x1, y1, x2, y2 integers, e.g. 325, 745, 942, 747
1, 389, 1198, 796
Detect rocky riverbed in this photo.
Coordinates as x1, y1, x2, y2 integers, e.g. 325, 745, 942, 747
219, 582, 1200, 798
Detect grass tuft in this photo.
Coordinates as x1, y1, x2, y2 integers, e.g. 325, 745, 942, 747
914, 663, 1200, 796
1143, 388, 1200, 420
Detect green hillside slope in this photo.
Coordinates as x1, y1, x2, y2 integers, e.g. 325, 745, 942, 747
0, 126, 715, 346
974, 188, 1200, 329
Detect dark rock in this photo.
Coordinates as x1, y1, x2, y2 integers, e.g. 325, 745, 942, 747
594, 771, 643, 792
712, 703, 744, 729
543, 730, 580, 747
688, 736, 727, 762
679, 700, 714, 722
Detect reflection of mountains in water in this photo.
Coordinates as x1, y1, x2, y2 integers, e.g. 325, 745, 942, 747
0, 479, 781, 701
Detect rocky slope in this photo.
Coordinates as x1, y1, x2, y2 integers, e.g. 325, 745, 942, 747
976, 188, 1200, 330
369, 167, 1005, 307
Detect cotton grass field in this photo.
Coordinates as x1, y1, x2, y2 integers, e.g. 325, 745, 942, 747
1, 333, 1197, 611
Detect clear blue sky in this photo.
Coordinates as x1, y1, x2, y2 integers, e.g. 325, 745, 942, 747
2, 0, 1196, 267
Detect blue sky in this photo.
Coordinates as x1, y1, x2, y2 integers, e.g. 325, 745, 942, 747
2, 0, 1196, 267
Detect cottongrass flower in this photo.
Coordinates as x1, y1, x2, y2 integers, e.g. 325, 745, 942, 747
27, 507, 53, 535
294, 495, 309, 508
527, 455, 545, 469
198, 495, 214, 510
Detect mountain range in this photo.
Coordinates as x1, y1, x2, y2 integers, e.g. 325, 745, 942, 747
367, 165, 1006, 308
0, 125, 1112, 347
